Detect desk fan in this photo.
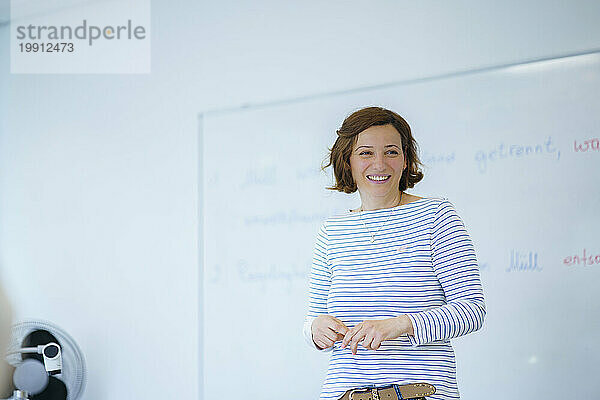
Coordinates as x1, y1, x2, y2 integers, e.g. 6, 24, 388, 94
2, 320, 86, 400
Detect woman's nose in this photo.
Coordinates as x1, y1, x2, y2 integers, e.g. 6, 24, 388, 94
373, 153, 385, 170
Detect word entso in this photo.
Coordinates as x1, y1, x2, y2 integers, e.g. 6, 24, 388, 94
573, 138, 600, 152
15, 20, 146, 46
474, 136, 559, 173
563, 249, 600, 266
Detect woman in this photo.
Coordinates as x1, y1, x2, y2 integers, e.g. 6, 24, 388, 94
303, 107, 485, 400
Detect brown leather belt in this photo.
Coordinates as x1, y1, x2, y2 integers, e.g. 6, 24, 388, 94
339, 383, 436, 400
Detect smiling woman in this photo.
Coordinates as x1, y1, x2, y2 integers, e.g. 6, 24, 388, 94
304, 107, 486, 400
349, 125, 408, 211
324, 108, 423, 196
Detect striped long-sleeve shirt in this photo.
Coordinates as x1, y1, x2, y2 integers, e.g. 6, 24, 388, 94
303, 198, 485, 400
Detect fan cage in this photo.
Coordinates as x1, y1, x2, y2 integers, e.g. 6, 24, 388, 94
6, 320, 86, 400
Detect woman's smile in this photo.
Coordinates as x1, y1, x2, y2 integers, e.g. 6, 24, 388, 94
366, 174, 392, 183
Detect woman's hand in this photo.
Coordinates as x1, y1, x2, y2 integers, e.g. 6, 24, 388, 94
341, 315, 413, 354
311, 315, 349, 350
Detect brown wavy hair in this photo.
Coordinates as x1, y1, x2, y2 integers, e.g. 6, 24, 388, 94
324, 107, 423, 193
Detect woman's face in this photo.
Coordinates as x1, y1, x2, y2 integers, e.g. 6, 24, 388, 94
349, 124, 407, 200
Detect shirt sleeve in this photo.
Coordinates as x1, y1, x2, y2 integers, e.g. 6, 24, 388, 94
407, 199, 486, 346
303, 222, 333, 351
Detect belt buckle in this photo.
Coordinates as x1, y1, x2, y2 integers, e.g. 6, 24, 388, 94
348, 387, 379, 400
348, 388, 360, 400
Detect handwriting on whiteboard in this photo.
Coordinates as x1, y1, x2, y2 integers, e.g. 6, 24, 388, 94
563, 249, 600, 266
237, 260, 307, 282
479, 262, 490, 272
573, 138, 600, 153
241, 166, 277, 187
296, 166, 323, 180
474, 136, 560, 173
421, 151, 456, 166
506, 250, 541, 272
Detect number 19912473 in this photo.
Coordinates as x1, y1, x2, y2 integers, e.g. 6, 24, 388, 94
19, 42, 74, 52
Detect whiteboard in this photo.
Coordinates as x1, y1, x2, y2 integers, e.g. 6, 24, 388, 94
201, 53, 600, 399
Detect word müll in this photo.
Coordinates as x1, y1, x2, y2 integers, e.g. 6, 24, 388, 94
507, 250, 541, 272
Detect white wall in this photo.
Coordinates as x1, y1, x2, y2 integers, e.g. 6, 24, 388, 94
1, 1, 599, 399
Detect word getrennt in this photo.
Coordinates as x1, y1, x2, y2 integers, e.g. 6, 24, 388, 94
474, 136, 560, 173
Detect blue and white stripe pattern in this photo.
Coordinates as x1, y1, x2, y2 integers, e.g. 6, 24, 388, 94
304, 198, 485, 400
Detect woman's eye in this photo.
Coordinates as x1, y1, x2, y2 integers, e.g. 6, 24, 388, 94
386, 150, 399, 155
359, 151, 373, 156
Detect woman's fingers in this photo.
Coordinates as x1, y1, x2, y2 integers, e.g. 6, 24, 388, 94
315, 317, 398, 353
342, 323, 369, 353
321, 327, 340, 342
341, 323, 361, 348
370, 337, 382, 350
350, 329, 365, 355
346, 324, 368, 354
332, 319, 349, 335
312, 315, 351, 350
342, 320, 389, 352
364, 331, 384, 350
362, 331, 375, 350
323, 317, 348, 342
315, 336, 334, 349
